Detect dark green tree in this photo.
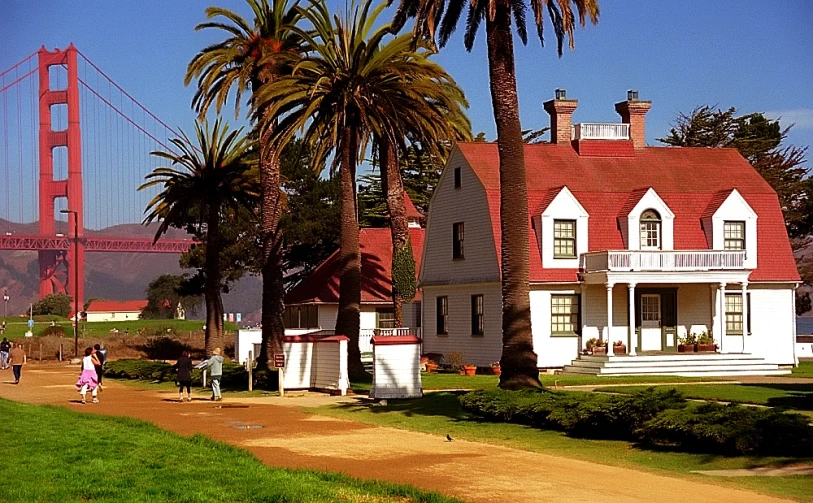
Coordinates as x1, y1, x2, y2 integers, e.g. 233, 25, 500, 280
32, 293, 72, 318
142, 274, 203, 319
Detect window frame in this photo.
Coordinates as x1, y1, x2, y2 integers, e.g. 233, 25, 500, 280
550, 294, 581, 337
553, 219, 577, 259
375, 308, 396, 330
452, 222, 465, 259
436, 296, 448, 335
639, 209, 662, 250
725, 293, 744, 335
454, 167, 461, 189
723, 221, 746, 251
471, 294, 484, 336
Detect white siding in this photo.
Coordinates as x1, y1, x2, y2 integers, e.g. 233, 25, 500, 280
676, 284, 711, 338
745, 285, 795, 365
420, 148, 500, 286
282, 339, 348, 395
86, 311, 141, 323
421, 284, 501, 366
318, 305, 337, 330
530, 286, 582, 367
402, 301, 422, 331
371, 342, 422, 399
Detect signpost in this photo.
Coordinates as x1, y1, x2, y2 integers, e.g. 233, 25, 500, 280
274, 353, 285, 397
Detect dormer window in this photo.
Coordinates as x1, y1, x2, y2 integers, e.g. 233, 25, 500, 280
724, 221, 745, 250
639, 209, 661, 250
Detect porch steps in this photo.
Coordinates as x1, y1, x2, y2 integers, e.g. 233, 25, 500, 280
562, 353, 791, 377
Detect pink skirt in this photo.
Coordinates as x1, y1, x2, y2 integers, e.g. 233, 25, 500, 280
76, 369, 99, 390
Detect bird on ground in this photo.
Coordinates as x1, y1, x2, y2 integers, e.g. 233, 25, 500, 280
446, 434, 454, 442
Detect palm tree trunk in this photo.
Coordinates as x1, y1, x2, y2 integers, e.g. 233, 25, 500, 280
335, 125, 365, 379
380, 137, 413, 328
204, 202, 225, 357
486, 3, 541, 389
258, 111, 286, 368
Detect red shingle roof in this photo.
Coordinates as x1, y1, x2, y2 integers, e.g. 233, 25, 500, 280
459, 142, 799, 283
86, 300, 147, 313
403, 192, 422, 220
286, 227, 425, 305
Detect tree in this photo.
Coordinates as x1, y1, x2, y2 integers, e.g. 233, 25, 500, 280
659, 106, 811, 312
32, 293, 72, 318
256, 0, 470, 376
142, 274, 203, 319
185, 0, 306, 367
140, 119, 257, 355
391, 0, 599, 389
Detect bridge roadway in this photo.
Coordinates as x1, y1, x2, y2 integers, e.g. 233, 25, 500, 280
0, 234, 193, 253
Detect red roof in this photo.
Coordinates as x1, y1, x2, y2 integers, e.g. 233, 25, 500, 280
286, 227, 425, 305
86, 300, 147, 313
459, 142, 799, 283
403, 192, 422, 220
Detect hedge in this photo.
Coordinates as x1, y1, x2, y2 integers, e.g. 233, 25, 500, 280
460, 387, 813, 456
106, 358, 278, 391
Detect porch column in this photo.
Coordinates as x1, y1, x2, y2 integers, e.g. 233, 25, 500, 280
580, 284, 589, 352
628, 283, 637, 356
719, 282, 727, 352
741, 281, 749, 353
710, 285, 719, 351
606, 283, 615, 356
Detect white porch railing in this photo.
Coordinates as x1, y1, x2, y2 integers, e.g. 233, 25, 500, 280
571, 123, 630, 141
359, 327, 422, 354
580, 250, 747, 273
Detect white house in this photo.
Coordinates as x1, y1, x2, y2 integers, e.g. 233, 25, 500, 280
418, 90, 800, 375
84, 300, 147, 323
285, 194, 424, 354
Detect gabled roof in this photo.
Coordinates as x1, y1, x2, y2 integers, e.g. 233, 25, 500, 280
403, 192, 422, 220
286, 227, 425, 305
457, 142, 799, 282
86, 300, 147, 313
618, 188, 651, 217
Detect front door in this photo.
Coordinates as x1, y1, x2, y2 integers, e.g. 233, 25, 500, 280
640, 294, 662, 351
661, 289, 678, 352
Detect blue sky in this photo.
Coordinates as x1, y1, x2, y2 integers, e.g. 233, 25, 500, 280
1, 0, 812, 225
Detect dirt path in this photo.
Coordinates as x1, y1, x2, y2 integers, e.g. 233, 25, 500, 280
0, 362, 795, 503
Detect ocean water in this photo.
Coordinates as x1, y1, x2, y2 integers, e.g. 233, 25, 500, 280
797, 317, 813, 335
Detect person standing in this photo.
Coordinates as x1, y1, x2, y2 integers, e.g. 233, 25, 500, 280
75, 347, 101, 404
173, 351, 193, 402
93, 344, 107, 390
195, 347, 224, 401
8, 343, 26, 384
0, 337, 10, 370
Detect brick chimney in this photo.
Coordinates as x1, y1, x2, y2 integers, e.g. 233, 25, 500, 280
543, 89, 578, 145
614, 90, 651, 149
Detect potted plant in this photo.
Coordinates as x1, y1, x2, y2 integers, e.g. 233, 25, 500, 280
490, 361, 501, 376
445, 352, 465, 374
586, 338, 607, 355
678, 333, 697, 353
696, 331, 716, 352
462, 363, 477, 376
613, 340, 627, 355
424, 359, 438, 373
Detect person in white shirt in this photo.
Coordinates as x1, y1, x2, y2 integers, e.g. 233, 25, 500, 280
75, 347, 101, 404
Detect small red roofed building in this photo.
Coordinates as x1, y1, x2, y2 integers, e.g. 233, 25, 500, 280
85, 300, 147, 323
419, 89, 799, 376
284, 193, 424, 354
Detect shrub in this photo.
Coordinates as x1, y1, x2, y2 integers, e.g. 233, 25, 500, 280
37, 325, 66, 337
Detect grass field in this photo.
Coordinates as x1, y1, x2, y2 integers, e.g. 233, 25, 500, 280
0, 398, 460, 503
0, 316, 238, 339
311, 392, 813, 502
792, 361, 813, 378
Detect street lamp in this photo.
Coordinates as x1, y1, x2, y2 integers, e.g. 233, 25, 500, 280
60, 209, 79, 357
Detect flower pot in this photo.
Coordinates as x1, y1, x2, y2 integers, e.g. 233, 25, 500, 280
678, 344, 695, 353
491, 366, 501, 376
591, 346, 607, 356
696, 343, 715, 352
425, 363, 438, 373
462, 365, 477, 376
613, 345, 627, 355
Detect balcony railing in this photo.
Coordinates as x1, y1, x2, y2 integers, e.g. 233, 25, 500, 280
580, 250, 747, 273
359, 327, 422, 354
571, 123, 630, 141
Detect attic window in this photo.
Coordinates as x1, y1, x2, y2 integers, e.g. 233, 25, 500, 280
454, 167, 461, 188
724, 221, 745, 250
640, 209, 661, 250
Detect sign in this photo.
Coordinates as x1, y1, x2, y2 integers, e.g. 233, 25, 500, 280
24, 331, 33, 338
236, 313, 242, 323
28, 319, 34, 330
273, 353, 285, 368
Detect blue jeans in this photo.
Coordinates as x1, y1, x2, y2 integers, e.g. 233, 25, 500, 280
211, 375, 221, 398
0, 351, 8, 369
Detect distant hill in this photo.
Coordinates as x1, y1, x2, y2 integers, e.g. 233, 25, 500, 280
0, 220, 261, 321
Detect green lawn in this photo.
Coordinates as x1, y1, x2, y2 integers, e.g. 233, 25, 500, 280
0, 398, 459, 503
0, 316, 238, 339
792, 361, 813, 378
311, 392, 813, 502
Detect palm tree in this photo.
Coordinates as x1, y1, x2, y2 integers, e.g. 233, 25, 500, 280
255, 0, 469, 378
140, 120, 257, 355
185, 0, 305, 366
391, 0, 599, 389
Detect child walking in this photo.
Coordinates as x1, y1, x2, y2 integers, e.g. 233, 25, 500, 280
75, 347, 101, 404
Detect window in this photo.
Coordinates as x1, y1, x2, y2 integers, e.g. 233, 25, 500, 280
725, 294, 743, 335
376, 308, 396, 330
454, 167, 461, 188
640, 209, 661, 249
471, 295, 484, 335
551, 295, 580, 335
283, 305, 318, 329
453, 222, 464, 259
553, 220, 577, 258
640, 295, 661, 323
724, 221, 745, 250
436, 296, 448, 335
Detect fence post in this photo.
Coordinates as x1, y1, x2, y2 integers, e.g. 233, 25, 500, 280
59, 344, 63, 362
202, 369, 207, 388
247, 350, 253, 392
39, 343, 42, 361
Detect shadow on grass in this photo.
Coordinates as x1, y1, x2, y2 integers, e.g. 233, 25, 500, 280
747, 383, 813, 411
337, 391, 479, 423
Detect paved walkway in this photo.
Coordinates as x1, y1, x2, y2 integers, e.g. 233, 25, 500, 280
0, 362, 797, 503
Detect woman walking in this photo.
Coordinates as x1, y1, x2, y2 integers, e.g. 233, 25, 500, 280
174, 350, 193, 402
75, 347, 101, 404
